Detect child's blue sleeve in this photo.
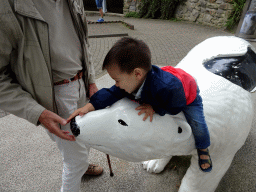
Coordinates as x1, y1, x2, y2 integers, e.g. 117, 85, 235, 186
89, 85, 127, 110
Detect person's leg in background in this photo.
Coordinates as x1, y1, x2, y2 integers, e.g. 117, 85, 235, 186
95, 0, 104, 22
103, 0, 107, 13
47, 79, 102, 192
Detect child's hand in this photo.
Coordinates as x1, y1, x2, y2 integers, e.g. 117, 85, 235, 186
67, 103, 95, 123
135, 103, 155, 122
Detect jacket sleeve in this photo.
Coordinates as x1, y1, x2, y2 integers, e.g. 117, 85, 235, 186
85, 42, 96, 84
80, 0, 96, 84
90, 85, 128, 110
0, 10, 45, 126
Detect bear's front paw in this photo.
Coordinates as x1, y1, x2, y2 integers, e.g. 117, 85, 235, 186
142, 157, 172, 173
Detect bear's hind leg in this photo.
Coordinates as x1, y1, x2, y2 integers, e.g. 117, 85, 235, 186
179, 153, 235, 192
142, 156, 172, 173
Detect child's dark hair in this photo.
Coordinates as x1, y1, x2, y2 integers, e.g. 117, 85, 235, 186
102, 37, 152, 74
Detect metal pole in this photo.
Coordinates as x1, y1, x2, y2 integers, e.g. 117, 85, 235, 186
106, 154, 114, 177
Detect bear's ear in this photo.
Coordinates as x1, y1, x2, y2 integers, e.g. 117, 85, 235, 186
173, 114, 192, 143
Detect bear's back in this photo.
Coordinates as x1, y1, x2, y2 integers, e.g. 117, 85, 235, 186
176, 36, 254, 150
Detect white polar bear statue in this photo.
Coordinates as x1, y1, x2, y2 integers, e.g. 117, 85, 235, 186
71, 36, 256, 191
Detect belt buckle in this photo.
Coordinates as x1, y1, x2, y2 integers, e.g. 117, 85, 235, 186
64, 79, 71, 84
79, 71, 83, 79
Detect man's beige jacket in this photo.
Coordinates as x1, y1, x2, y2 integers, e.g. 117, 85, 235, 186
0, 0, 95, 125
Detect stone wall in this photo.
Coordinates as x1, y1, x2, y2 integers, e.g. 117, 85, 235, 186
175, 0, 233, 28
123, 0, 233, 28
123, 0, 140, 14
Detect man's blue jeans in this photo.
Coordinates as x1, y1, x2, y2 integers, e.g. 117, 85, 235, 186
95, 0, 103, 9
183, 88, 211, 149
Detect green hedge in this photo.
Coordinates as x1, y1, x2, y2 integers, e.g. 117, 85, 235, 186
138, 0, 185, 19
226, 0, 246, 30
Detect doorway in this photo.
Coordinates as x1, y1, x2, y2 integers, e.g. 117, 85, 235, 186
83, 0, 124, 14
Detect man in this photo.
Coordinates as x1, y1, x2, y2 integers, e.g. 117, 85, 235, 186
0, 0, 103, 191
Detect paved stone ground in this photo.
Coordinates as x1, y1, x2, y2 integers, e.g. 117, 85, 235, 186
1, 15, 256, 192
86, 16, 232, 78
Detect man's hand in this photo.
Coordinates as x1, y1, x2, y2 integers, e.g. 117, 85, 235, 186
67, 103, 95, 123
135, 103, 155, 122
89, 83, 98, 98
39, 110, 76, 141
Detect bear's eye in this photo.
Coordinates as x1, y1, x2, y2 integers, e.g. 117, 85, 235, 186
118, 119, 128, 126
178, 127, 182, 134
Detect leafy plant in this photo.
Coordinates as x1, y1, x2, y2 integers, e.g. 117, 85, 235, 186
226, 0, 246, 30
125, 11, 140, 18
170, 17, 182, 22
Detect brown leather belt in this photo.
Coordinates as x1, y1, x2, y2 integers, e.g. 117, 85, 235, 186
54, 71, 83, 86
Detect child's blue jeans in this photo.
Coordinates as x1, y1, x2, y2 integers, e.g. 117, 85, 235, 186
183, 88, 210, 149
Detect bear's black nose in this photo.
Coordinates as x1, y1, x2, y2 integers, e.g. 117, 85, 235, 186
70, 118, 80, 137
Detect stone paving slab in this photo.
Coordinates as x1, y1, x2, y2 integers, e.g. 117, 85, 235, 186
1, 15, 256, 192
88, 23, 133, 37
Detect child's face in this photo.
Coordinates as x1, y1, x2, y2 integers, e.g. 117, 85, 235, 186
106, 64, 146, 94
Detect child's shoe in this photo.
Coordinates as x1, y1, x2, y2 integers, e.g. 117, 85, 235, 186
197, 148, 212, 172
97, 18, 104, 22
